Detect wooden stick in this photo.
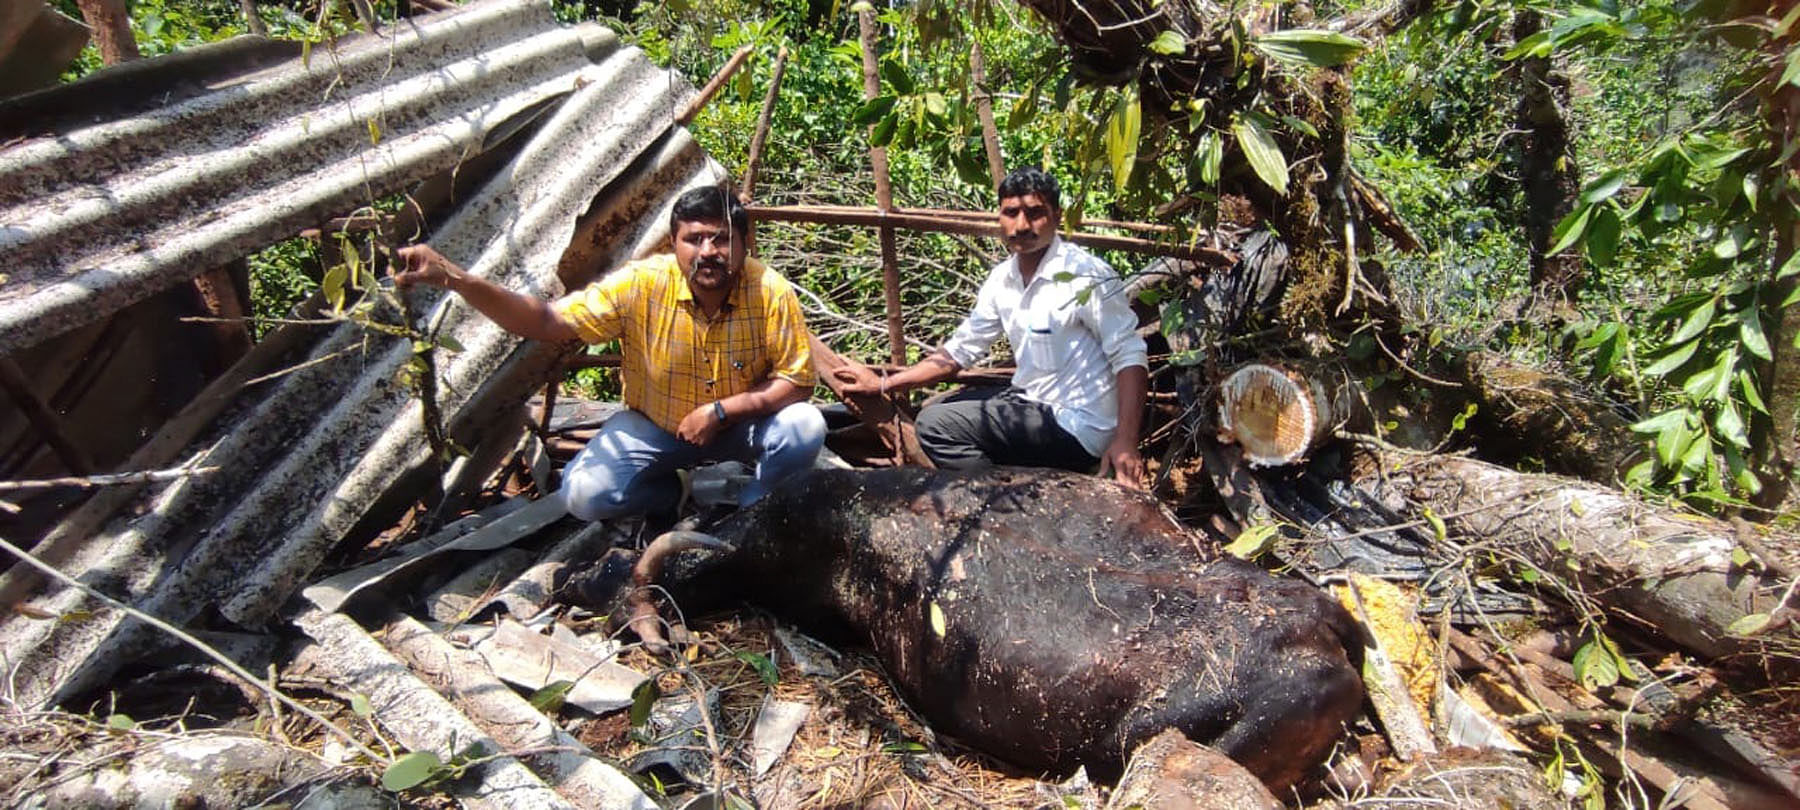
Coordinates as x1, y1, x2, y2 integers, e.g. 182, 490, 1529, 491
73, 0, 139, 64
741, 46, 788, 205
0, 358, 94, 475
239, 0, 269, 36
970, 41, 1004, 191
857, 9, 907, 366
811, 336, 931, 467
0, 465, 220, 492
749, 205, 1234, 265
677, 45, 754, 127
347, 0, 379, 32
0, 293, 328, 607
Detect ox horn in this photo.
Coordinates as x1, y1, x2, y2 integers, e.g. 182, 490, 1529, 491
627, 530, 737, 654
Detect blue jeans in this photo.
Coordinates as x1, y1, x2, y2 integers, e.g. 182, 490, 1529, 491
558, 403, 826, 521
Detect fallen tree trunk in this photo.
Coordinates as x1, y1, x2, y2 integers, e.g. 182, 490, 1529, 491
1371, 452, 1789, 660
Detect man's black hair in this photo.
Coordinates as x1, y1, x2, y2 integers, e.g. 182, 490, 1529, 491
997, 167, 1061, 211
671, 185, 749, 237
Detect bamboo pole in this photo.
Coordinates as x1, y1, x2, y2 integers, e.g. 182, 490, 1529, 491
748, 205, 1235, 265
677, 45, 755, 127
858, 9, 906, 365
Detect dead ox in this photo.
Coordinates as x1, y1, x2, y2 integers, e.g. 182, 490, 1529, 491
580, 466, 1364, 790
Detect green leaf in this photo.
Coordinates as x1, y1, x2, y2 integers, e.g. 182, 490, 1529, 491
1574, 322, 1620, 351
1715, 401, 1748, 448
1423, 506, 1447, 542
381, 751, 444, 792
851, 95, 896, 127
1679, 429, 1713, 472
1686, 144, 1749, 172
1741, 311, 1771, 361
1196, 131, 1223, 185
1449, 401, 1479, 432
1668, 297, 1716, 345
922, 92, 947, 118
869, 114, 896, 147
1579, 169, 1628, 205
1630, 409, 1685, 434
1225, 522, 1279, 560
106, 713, 136, 731
1724, 444, 1762, 494
322, 264, 348, 312
1782, 45, 1800, 88
1500, 30, 1551, 60
367, 118, 381, 146
1233, 113, 1288, 196
1586, 206, 1620, 267
1679, 348, 1734, 403
1777, 252, 1800, 280
1106, 88, 1142, 194
1713, 223, 1751, 259
879, 60, 914, 95
1655, 414, 1696, 468
1007, 78, 1042, 130
1739, 370, 1769, 414
1548, 205, 1592, 256
734, 651, 779, 686
350, 693, 373, 718
434, 335, 465, 353
1640, 338, 1699, 378
1728, 612, 1772, 635
628, 679, 661, 728
1148, 30, 1185, 55
1252, 29, 1366, 67
528, 681, 575, 713
1571, 640, 1620, 691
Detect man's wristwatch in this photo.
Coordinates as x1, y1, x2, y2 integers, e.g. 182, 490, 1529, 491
713, 400, 727, 423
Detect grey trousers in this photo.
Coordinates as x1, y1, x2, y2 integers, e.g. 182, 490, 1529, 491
915, 386, 1098, 472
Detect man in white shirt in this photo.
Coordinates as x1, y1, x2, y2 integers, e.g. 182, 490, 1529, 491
836, 168, 1149, 488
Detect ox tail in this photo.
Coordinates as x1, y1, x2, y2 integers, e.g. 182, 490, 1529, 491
627, 531, 738, 654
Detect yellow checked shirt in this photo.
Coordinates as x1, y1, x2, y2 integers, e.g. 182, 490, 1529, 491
552, 254, 815, 434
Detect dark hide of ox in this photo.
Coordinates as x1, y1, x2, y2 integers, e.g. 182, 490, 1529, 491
578, 467, 1364, 790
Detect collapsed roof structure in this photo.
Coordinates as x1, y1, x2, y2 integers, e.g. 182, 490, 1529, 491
0, 0, 712, 729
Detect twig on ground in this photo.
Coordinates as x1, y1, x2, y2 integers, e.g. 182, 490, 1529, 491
0, 465, 221, 492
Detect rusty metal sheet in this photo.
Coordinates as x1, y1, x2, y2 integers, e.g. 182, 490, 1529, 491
0, 0, 725, 710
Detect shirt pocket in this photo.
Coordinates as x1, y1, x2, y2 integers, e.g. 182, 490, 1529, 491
1017, 306, 1069, 370
726, 347, 769, 384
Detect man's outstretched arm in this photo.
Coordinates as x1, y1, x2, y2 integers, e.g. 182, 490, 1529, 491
393, 245, 579, 343
833, 350, 962, 397
1098, 364, 1148, 489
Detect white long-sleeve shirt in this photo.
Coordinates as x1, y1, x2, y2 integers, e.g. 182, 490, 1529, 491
941, 236, 1149, 455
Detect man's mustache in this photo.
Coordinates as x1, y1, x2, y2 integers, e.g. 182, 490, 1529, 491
696, 257, 729, 271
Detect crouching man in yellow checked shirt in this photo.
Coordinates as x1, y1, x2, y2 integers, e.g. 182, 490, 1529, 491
394, 186, 825, 524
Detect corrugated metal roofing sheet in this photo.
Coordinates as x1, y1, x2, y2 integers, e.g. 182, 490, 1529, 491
0, 0, 724, 709
0, 0, 675, 356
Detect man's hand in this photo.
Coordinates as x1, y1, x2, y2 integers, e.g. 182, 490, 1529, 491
1097, 436, 1146, 490
832, 364, 884, 397
393, 244, 464, 290
676, 402, 726, 447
